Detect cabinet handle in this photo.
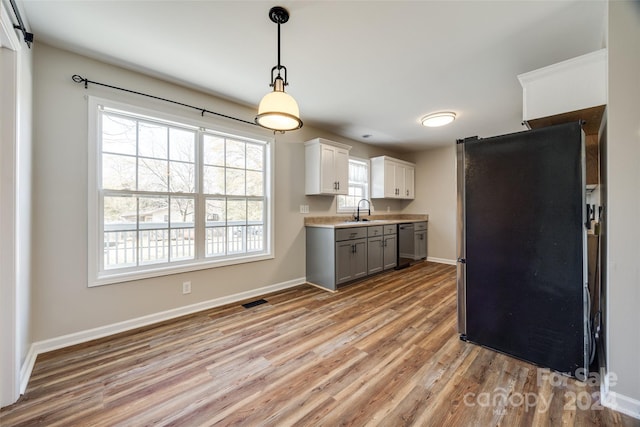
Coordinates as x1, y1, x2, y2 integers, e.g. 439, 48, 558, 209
337, 181, 340, 190
351, 244, 355, 253
406, 189, 409, 196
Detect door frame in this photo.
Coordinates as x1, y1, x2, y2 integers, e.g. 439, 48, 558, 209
0, 2, 21, 407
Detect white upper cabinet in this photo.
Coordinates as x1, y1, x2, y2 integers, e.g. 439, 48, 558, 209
405, 165, 415, 199
305, 138, 351, 195
370, 156, 415, 199
517, 49, 607, 122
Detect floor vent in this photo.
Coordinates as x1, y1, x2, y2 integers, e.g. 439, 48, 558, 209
242, 299, 268, 309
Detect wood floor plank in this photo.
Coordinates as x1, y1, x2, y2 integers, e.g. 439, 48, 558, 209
1, 261, 638, 427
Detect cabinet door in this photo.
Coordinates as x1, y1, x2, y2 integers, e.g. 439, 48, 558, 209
334, 147, 349, 195
370, 156, 416, 200
383, 234, 397, 270
367, 237, 384, 275
352, 239, 368, 280
414, 231, 427, 260
335, 240, 354, 284
384, 160, 398, 198
320, 145, 338, 194
395, 163, 406, 198
404, 166, 415, 199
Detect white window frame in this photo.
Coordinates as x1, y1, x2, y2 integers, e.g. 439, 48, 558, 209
88, 96, 274, 286
337, 157, 370, 214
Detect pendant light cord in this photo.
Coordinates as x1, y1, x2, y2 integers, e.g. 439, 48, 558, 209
71, 74, 257, 127
276, 20, 282, 75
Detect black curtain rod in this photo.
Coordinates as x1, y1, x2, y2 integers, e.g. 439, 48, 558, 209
9, 0, 33, 47
71, 74, 257, 127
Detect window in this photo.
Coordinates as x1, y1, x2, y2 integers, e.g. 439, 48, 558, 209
337, 158, 370, 213
89, 97, 272, 286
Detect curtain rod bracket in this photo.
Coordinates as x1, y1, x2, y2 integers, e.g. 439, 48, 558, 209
9, 0, 33, 48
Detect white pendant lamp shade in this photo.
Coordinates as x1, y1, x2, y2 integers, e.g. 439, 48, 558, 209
256, 78, 302, 131
255, 6, 303, 132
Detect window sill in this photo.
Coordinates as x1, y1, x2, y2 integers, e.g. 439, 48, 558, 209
90, 252, 274, 287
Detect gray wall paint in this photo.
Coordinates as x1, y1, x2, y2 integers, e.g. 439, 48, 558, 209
606, 0, 640, 405
409, 145, 457, 261
30, 43, 406, 342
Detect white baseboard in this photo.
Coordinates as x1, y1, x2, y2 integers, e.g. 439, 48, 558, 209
19, 276, 306, 394
19, 347, 37, 395
427, 257, 457, 265
305, 281, 336, 293
602, 389, 640, 420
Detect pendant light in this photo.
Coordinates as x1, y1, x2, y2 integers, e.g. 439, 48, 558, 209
255, 6, 303, 132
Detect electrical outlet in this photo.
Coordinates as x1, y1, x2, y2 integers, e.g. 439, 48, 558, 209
182, 281, 191, 294
299, 204, 309, 214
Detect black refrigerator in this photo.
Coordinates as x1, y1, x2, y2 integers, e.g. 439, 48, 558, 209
456, 121, 589, 376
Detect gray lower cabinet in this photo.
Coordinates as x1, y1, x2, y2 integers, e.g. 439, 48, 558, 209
414, 221, 428, 260
306, 223, 401, 291
367, 226, 384, 275
306, 226, 368, 291
367, 225, 397, 274
336, 238, 367, 285
382, 226, 397, 270
367, 237, 384, 275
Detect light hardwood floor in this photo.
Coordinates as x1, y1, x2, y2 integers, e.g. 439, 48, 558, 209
2, 262, 638, 426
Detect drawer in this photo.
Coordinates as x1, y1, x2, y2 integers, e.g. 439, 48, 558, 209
367, 226, 383, 237
383, 224, 397, 235
336, 227, 367, 241
414, 222, 428, 231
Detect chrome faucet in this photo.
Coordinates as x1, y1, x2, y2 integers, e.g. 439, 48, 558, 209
355, 199, 371, 222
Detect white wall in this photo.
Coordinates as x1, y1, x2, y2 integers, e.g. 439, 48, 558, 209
605, 0, 640, 416
408, 145, 457, 262
29, 43, 405, 343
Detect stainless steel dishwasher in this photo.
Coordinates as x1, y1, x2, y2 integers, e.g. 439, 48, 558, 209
397, 223, 415, 269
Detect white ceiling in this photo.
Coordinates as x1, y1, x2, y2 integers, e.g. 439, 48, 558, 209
19, 0, 606, 152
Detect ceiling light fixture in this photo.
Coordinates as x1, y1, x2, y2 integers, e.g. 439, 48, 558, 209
255, 6, 303, 132
421, 112, 457, 127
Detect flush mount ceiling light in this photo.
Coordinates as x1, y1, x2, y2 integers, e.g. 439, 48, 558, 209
421, 112, 457, 127
255, 6, 303, 132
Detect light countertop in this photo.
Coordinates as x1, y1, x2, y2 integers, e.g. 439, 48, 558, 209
304, 214, 428, 229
